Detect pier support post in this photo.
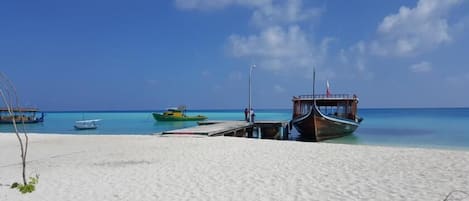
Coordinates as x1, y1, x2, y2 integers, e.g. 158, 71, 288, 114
279, 126, 284, 140
257, 126, 262, 139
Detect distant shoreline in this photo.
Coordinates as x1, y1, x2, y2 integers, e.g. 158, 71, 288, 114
39, 107, 469, 113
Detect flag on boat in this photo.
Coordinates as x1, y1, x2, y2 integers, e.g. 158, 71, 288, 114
326, 80, 331, 97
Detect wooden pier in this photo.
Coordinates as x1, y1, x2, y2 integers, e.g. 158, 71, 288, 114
161, 120, 290, 140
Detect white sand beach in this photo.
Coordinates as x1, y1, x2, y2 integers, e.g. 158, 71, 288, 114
1, 134, 469, 201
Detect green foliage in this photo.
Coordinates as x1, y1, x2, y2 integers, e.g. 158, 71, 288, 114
11, 175, 39, 194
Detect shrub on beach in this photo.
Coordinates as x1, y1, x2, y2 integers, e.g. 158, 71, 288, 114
11, 175, 39, 194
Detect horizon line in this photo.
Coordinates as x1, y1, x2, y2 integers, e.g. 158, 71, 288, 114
41, 106, 469, 113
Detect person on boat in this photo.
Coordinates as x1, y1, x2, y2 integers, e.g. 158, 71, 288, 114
244, 108, 249, 122
250, 108, 255, 123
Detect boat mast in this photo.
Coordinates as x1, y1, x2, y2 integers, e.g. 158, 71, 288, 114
248, 64, 255, 122
312, 67, 316, 99
312, 68, 318, 137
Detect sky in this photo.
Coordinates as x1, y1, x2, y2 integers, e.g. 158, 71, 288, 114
1, 0, 468, 111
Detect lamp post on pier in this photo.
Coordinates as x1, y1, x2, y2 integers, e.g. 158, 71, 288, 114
249, 64, 255, 122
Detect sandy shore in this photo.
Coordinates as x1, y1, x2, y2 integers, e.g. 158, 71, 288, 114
1, 134, 469, 201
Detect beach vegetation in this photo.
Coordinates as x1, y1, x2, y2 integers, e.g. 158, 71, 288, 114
0, 72, 39, 194
10, 175, 39, 194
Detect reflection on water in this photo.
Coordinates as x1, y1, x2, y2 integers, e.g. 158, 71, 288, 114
295, 135, 316, 142
155, 121, 189, 128
292, 129, 361, 144
357, 127, 433, 136
290, 128, 316, 142
325, 134, 361, 144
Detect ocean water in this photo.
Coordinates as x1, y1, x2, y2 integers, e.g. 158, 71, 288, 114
0, 109, 291, 135
1, 108, 468, 150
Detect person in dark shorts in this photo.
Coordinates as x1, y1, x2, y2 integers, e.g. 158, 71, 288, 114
244, 108, 249, 122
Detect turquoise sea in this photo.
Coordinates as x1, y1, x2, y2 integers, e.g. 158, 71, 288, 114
1, 108, 469, 150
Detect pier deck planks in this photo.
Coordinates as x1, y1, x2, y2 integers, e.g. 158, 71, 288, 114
161, 121, 251, 136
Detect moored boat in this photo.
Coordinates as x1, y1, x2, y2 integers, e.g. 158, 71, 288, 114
291, 94, 363, 142
74, 119, 101, 130
152, 106, 207, 121
0, 107, 44, 124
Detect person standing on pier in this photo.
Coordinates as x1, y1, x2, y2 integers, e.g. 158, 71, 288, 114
244, 108, 249, 122
250, 108, 255, 123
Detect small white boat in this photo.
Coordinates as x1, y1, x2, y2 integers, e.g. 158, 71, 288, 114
74, 119, 101, 130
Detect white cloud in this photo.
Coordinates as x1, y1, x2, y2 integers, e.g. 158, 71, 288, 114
175, 0, 235, 10
340, 41, 369, 73
211, 84, 222, 91
175, 0, 331, 75
175, 0, 321, 27
174, 0, 265, 10
446, 73, 469, 85
229, 25, 328, 71
250, 0, 322, 27
146, 79, 158, 85
273, 85, 285, 93
350, 41, 367, 72
201, 70, 211, 77
356, 58, 366, 72
410, 61, 432, 73
370, 0, 463, 57
336, 41, 375, 80
452, 15, 469, 35
338, 49, 348, 64
228, 71, 243, 80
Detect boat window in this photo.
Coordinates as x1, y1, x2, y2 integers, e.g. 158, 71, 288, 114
319, 106, 333, 115
300, 102, 312, 115
336, 102, 352, 118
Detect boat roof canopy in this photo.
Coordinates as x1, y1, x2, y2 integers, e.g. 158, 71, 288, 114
293, 94, 358, 101
166, 105, 187, 112
166, 107, 182, 112
293, 94, 359, 106
75, 119, 101, 123
0, 107, 40, 112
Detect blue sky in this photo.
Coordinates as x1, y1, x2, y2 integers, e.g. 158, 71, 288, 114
1, 0, 468, 110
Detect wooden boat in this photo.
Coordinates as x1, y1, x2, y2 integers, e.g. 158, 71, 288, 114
291, 94, 363, 142
0, 107, 44, 124
152, 106, 207, 121
74, 119, 101, 130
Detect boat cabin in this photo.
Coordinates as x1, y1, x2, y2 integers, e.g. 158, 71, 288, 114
292, 94, 359, 121
0, 107, 44, 124
163, 107, 186, 118
153, 105, 207, 121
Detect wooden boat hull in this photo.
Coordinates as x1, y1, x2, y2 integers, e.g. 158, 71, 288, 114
152, 113, 207, 121
292, 104, 359, 142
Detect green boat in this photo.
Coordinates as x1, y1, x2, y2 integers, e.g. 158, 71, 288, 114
152, 106, 207, 121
